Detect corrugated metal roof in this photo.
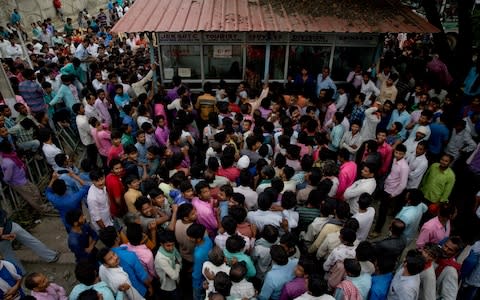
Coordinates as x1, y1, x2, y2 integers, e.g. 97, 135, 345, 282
112, 0, 440, 33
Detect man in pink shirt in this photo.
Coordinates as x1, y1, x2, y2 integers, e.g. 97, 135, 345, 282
376, 128, 393, 177
335, 148, 357, 200
372, 144, 409, 236
192, 181, 218, 238
124, 223, 156, 279
416, 203, 455, 249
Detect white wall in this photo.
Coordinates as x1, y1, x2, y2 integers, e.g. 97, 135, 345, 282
0, 0, 108, 27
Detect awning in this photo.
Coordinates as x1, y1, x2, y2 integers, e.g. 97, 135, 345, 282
112, 0, 440, 33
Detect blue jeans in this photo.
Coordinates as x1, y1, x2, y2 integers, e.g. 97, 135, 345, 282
0, 222, 57, 273
17, 139, 40, 152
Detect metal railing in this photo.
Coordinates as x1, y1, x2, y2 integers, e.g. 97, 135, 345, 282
0, 122, 85, 214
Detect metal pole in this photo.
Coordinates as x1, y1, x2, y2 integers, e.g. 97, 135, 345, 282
147, 32, 158, 94
16, 29, 33, 69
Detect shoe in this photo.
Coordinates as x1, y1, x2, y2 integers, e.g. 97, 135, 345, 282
368, 231, 381, 239
48, 252, 61, 263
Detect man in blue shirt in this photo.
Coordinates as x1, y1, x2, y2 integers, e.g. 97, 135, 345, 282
187, 223, 213, 300
395, 189, 428, 244
45, 173, 89, 232
258, 245, 297, 300
99, 226, 152, 297
369, 258, 395, 300
428, 115, 450, 162
316, 67, 337, 100
387, 100, 411, 139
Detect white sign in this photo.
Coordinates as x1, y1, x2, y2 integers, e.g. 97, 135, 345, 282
213, 45, 233, 58
164, 68, 174, 80
178, 68, 191, 78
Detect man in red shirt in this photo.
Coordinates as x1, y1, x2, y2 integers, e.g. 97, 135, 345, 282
105, 158, 127, 218
376, 128, 393, 177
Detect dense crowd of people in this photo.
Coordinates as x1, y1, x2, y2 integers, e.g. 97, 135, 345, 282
1, 1, 480, 300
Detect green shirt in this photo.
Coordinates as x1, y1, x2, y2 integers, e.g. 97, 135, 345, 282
121, 133, 134, 146
64, 23, 74, 36
420, 163, 455, 203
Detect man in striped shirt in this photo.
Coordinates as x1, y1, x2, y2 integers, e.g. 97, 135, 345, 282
18, 69, 45, 113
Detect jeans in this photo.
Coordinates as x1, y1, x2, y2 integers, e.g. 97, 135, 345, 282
17, 139, 40, 152
0, 222, 57, 273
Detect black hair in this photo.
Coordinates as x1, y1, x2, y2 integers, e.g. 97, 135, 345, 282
225, 234, 246, 253
390, 218, 406, 236
186, 223, 205, 240
257, 191, 274, 211
229, 261, 247, 283
195, 180, 210, 195
358, 193, 373, 210
406, 189, 424, 206
126, 223, 144, 246
51, 179, 67, 195
54, 153, 68, 167
405, 250, 426, 275
176, 203, 194, 220
65, 209, 83, 226
356, 241, 375, 262
74, 263, 98, 286
395, 143, 407, 153
158, 230, 176, 244
239, 170, 251, 187
24, 272, 41, 290
344, 258, 361, 277
134, 196, 150, 212
270, 244, 288, 266
340, 227, 356, 245
231, 193, 245, 206
281, 191, 296, 210
89, 169, 104, 182
229, 206, 247, 224
97, 247, 112, 264
213, 272, 232, 297
262, 225, 279, 243
98, 226, 118, 248
179, 181, 193, 193
221, 216, 238, 235
308, 274, 329, 297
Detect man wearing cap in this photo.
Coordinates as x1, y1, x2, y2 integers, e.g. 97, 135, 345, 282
445, 119, 477, 162
403, 125, 428, 161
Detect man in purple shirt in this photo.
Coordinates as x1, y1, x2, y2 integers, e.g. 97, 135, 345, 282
191, 181, 218, 238
373, 144, 409, 236
0, 140, 53, 215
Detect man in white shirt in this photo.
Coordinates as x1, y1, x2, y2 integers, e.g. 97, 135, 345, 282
436, 236, 463, 300
40, 131, 63, 170
360, 72, 380, 107
352, 194, 375, 241
388, 250, 425, 300
73, 103, 98, 164
403, 125, 428, 161
246, 191, 283, 232
323, 228, 357, 272
0, 36, 11, 58
233, 169, 258, 211
6, 38, 23, 60
406, 141, 429, 189
316, 218, 359, 260
87, 169, 114, 231
344, 163, 377, 214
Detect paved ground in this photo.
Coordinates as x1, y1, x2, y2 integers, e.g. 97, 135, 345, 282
15, 217, 78, 293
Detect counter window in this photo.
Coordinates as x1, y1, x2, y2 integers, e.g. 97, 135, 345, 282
161, 45, 201, 79
287, 45, 332, 80
203, 45, 243, 80
332, 46, 376, 81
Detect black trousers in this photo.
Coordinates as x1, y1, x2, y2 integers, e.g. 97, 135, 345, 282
374, 190, 405, 233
